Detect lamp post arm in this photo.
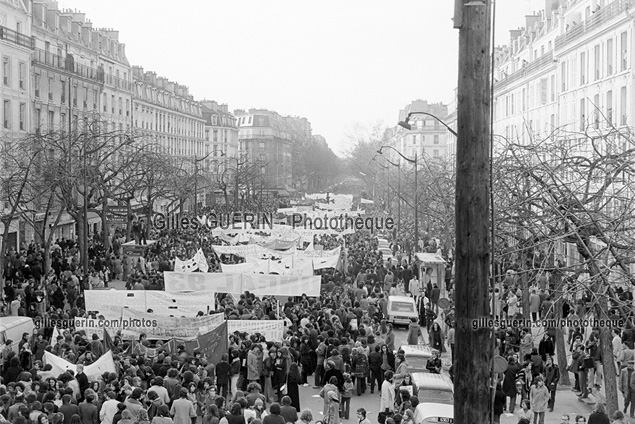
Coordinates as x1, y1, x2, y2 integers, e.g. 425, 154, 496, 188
406, 111, 458, 137
378, 145, 415, 164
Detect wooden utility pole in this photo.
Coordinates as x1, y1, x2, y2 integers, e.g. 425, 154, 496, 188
454, 0, 493, 423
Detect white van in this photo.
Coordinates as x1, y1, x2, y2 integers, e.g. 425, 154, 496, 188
387, 295, 418, 326
0, 316, 35, 353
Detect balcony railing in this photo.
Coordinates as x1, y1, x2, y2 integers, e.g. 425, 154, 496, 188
32, 48, 105, 84
555, 0, 635, 50
494, 51, 554, 92
0, 26, 34, 49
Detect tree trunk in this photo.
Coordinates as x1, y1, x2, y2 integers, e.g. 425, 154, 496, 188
101, 199, 110, 251
454, 0, 492, 422
125, 199, 132, 242
0, 218, 11, 297
596, 297, 619, 416
554, 278, 571, 385
521, 249, 530, 318
71, 211, 88, 273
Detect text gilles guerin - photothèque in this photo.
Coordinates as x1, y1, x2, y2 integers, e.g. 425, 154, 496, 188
151, 212, 395, 234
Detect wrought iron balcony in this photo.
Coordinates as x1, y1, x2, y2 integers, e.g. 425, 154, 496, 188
32, 48, 105, 84
0, 26, 34, 49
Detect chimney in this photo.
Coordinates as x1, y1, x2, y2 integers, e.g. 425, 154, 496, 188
525, 15, 541, 31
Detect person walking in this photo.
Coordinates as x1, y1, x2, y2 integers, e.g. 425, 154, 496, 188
406, 318, 423, 345
380, 371, 395, 414
545, 355, 560, 412
619, 360, 634, 416
530, 375, 549, 424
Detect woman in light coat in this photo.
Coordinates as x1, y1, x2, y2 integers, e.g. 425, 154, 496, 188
529, 376, 549, 424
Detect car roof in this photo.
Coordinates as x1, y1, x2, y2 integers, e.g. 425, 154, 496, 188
414, 403, 454, 419
388, 296, 415, 303
411, 372, 454, 392
399, 345, 433, 356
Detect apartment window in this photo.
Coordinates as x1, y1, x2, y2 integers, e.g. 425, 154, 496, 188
3, 100, 10, 128
48, 111, 54, 129
580, 99, 585, 131
522, 88, 526, 111
621, 31, 628, 71
606, 90, 613, 126
2, 56, 10, 86
540, 78, 547, 105
111, 95, 115, 114
594, 44, 600, 80
433, 149, 439, 157
434, 135, 439, 144
594, 94, 600, 129
60, 113, 65, 131
126, 99, 130, 116
93, 89, 97, 109
550, 75, 555, 101
48, 78, 53, 101
607, 38, 613, 75
580, 52, 586, 84
35, 108, 41, 130
18, 62, 25, 89
621, 86, 627, 125
213, 129, 218, 142
561, 62, 567, 91
72, 86, 77, 107
61, 80, 66, 103
19, 103, 25, 130
103, 93, 108, 112
511, 93, 515, 114
412, 134, 417, 144
118, 97, 122, 115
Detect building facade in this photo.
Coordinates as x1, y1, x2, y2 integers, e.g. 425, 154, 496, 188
396, 100, 450, 160
0, 0, 32, 251
234, 108, 311, 191
493, 0, 635, 272
132, 66, 206, 212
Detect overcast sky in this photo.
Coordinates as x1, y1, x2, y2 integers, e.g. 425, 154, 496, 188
62, 0, 544, 156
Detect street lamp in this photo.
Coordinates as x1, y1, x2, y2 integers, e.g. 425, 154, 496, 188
373, 155, 401, 236
398, 111, 458, 137
377, 145, 418, 251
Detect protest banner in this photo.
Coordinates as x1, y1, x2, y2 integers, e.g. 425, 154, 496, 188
120, 309, 225, 338
164, 272, 242, 294
85, 289, 216, 320
44, 351, 117, 380
164, 322, 228, 364
165, 272, 320, 297
227, 320, 284, 342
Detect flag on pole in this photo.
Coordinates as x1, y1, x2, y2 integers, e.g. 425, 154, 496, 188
163, 322, 228, 364
50, 326, 62, 347
102, 327, 116, 352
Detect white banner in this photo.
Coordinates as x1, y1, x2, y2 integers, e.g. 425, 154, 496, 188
145, 291, 216, 316
239, 274, 321, 297
85, 289, 216, 320
164, 272, 320, 296
164, 272, 242, 294
220, 262, 259, 274
44, 351, 117, 380
121, 309, 225, 338
85, 290, 146, 321
227, 320, 284, 342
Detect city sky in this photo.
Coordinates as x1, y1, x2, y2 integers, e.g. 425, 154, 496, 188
62, 0, 544, 156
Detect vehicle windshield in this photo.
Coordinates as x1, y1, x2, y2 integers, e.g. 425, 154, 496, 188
391, 302, 415, 312
417, 389, 454, 405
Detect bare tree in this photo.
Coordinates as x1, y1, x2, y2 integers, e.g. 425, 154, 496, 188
493, 122, 635, 415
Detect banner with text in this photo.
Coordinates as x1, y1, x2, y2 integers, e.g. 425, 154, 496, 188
85, 289, 216, 321
227, 320, 284, 342
164, 272, 320, 296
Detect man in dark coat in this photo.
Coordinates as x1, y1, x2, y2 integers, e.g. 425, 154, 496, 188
76, 364, 90, 402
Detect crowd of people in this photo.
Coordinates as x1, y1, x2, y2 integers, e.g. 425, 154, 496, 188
5, 199, 634, 424
0, 202, 460, 424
